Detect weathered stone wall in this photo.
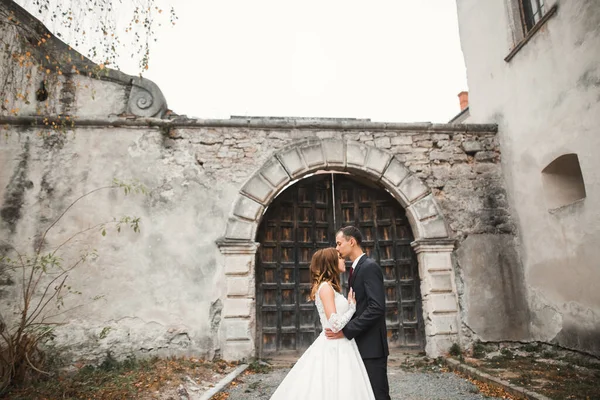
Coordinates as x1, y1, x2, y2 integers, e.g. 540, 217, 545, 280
0, 0, 528, 363
457, 0, 600, 356
0, 118, 523, 362
184, 126, 513, 239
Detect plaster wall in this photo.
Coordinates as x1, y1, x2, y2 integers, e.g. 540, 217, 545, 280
456, 0, 600, 355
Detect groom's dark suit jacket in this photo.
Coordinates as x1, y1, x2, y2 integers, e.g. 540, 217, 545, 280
342, 255, 389, 359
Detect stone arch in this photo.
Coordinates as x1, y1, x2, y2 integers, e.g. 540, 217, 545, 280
224, 138, 449, 242
217, 138, 459, 360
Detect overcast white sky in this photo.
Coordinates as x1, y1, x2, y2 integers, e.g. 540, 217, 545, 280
24, 0, 469, 122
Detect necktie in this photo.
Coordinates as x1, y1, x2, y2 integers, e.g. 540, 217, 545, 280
347, 267, 353, 288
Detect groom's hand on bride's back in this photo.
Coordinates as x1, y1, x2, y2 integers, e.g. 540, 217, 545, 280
324, 329, 345, 339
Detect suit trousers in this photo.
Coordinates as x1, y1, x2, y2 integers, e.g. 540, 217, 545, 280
362, 356, 391, 400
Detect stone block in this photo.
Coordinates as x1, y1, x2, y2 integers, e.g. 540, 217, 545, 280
321, 138, 345, 167
365, 147, 392, 176
425, 335, 457, 358
462, 140, 483, 154
475, 151, 497, 162
224, 254, 254, 275
241, 174, 274, 205
277, 148, 307, 178
415, 140, 433, 148
413, 133, 432, 141
225, 218, 255, 241
233, 196, 264, 221
392, 145, 414, 154
398, 174, 429, 204
224, 298, 254, 318
482, 137, 499, 150
391, 136, 413, 145
429, 293, 458, 313
316, 131, 336, 139
382, 157, 410, 187
432, 133, 450, 141
420, 252, 452, 272
429, 150, 452, 161
410, 194, 439, 221
425, 313, 459, 335
420, 216, 448, 239
222, 340, 254, 361
450, 163, 476, 179
226, 276, 252, 296
374, 136, 391, 149
452, 153, 468, 162
223, 319, 251, 340
428, 273, 453, 292
346, 142, 368, 168
474, 163, 499, 176
299, 142, 325, 168
432, 165, 451, 181
260, 158, 290, 188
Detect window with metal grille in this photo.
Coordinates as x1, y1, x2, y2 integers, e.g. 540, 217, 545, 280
520, 0, 546, 32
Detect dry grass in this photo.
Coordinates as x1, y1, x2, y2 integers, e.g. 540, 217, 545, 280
453, 370, 517, 399
4, 355, 237, 400
461, 350, 600, 400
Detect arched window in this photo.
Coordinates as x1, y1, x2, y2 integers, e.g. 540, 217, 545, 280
541, 154, 586, 210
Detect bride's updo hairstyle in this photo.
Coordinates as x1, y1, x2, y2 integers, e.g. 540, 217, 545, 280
309, 248, 342, 301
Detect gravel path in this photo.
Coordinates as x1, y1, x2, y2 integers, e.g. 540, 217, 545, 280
223, 365, 502, 400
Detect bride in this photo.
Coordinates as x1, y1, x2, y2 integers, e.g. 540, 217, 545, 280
270, 248, 375, 400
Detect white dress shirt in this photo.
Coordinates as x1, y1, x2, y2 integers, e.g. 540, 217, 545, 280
350, 253, 365, 271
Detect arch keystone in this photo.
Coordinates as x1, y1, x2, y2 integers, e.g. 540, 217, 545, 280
321, 138, 346, 167
346, 142, 369, 168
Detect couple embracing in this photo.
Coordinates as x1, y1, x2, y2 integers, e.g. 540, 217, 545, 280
271, 226, 391, 400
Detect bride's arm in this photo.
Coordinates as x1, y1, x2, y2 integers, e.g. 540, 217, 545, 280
319, 284, 356, 333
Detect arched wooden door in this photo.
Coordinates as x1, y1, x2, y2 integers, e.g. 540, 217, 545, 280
256, 174, 424, 356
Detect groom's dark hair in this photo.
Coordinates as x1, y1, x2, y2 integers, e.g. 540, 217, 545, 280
337, 225, 363, 246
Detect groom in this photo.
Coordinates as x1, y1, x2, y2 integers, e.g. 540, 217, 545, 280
326, 226, 391, 400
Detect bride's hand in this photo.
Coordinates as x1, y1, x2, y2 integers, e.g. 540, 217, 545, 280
348, 288, 356, 305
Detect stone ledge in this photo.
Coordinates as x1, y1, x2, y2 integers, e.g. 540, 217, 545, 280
216, 239, 259, 255
443, 358, 552, 400
0, 115, 499, 134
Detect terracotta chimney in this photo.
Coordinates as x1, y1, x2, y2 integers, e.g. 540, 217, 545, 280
458, 91, 469, 111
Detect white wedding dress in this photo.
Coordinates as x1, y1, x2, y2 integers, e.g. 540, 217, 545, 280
270, 282, 375, 400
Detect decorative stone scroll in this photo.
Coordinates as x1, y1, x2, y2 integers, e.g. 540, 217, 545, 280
127, 77, 168, 118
